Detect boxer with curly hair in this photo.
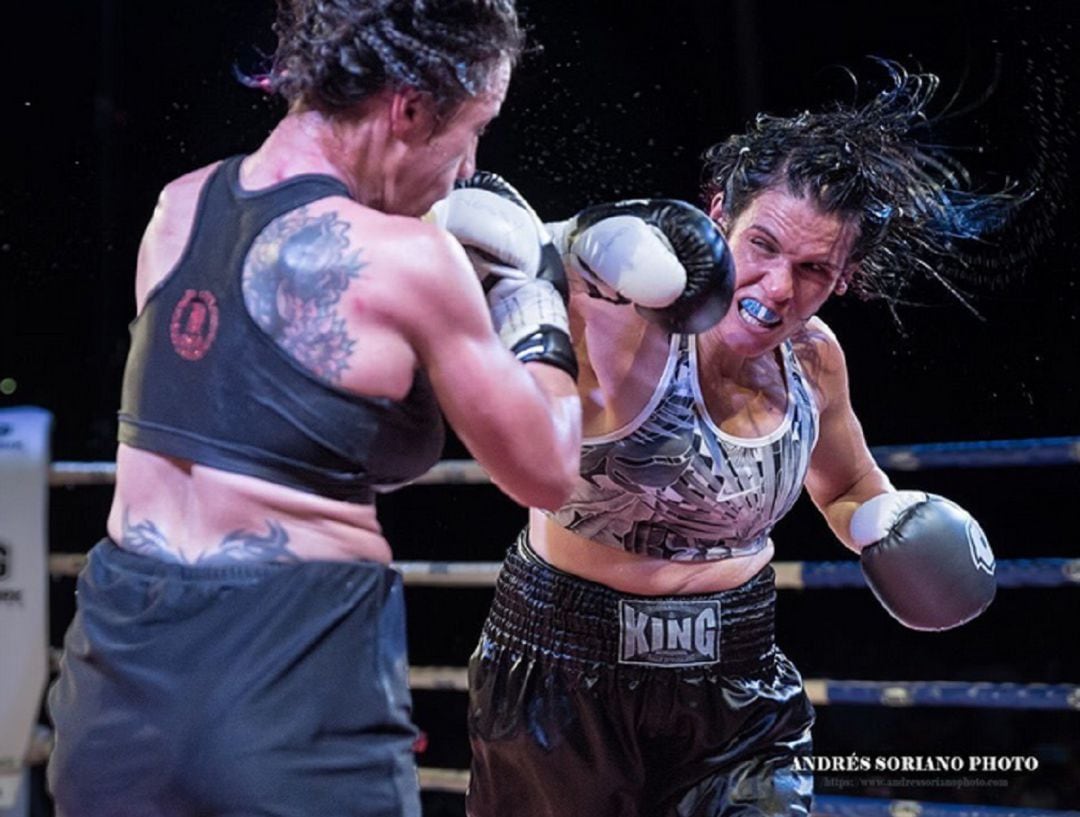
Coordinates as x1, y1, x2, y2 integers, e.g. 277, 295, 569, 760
461, 61, 1008, 817
47, 3, 581, 815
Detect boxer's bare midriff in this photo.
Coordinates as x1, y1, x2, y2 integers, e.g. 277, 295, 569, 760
107, 444, 391, 565
528, 508, 775, 596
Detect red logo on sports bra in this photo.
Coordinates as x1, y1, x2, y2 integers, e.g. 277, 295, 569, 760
169, 289, 220, 361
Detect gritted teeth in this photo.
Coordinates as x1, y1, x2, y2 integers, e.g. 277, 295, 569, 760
738, 297, 781, 327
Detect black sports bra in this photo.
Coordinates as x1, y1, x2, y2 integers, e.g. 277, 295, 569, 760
118, 156, 445, 503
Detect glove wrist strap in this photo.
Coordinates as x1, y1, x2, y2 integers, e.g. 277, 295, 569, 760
510, 327, 579, 381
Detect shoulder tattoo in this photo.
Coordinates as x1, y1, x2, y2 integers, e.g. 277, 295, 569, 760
243, 207, 367, 383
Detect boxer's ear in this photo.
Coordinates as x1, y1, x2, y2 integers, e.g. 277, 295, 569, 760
708, 192, 729, 233
835, 264, 857, 296
389, 87, 439, 142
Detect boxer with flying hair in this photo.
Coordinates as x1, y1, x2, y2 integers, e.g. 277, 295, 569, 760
448, 61, 1007, 817
46, 2, 581, 816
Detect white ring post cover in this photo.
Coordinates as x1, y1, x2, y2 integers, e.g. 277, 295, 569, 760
0, 408, 52, 811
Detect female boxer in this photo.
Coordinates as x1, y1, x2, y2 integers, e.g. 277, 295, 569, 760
456, 63, 1003, 817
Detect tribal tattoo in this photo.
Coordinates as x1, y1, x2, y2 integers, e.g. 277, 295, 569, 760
205, 520, 298, 564
243, 207, 366, 384
120, 508, 299, 564
121, 508, 180, 563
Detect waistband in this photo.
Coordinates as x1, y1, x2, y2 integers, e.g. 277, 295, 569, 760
91, 537, 396, 586
483, 531, 777, 676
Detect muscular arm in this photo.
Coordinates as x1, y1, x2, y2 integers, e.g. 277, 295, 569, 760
803, 321, 995, 629
801, 319, 893, 552
385, 222, 581, 510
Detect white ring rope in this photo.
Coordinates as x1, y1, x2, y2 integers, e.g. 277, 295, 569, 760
47, 434, 1080, 489
49, 459, 491, 487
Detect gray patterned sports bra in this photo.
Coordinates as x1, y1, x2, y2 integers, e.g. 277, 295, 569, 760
547, 334, 818, 561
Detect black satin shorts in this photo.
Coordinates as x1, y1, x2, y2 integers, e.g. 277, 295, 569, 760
467, 533, 815, 817
48, 538, 420, 817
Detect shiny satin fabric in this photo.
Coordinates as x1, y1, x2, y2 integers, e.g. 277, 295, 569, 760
467, 535, 814, 817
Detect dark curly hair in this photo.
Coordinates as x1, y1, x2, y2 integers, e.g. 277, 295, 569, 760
701, 60, 1024, 304
267, 0, 524, 116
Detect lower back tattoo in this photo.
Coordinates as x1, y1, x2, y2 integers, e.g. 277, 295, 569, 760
121, 507, 298, 564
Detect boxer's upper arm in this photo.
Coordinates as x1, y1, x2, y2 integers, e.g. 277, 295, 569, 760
802, 319, 893, 550
388, 222, 580, 509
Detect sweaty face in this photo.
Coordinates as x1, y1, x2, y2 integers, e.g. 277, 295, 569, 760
709, 187, 857, 357
396, 58, 511, 216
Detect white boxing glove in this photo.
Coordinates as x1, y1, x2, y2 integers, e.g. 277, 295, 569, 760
550, 199, 735, 334
430, 186, 544, 277
429, 172, 576, 379
548, 215, 686, 307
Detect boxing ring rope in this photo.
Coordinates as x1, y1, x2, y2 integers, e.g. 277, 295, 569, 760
414, 768, 1080, 817
30, 648, 1078, 711
12, 731, 1080, 817
812, 796, 1080, 817
18, 431, 1080, 817
868, 436, 1080, 471
45, 435, 1080, 488
42, 435, 1080, 592
41, 553, 1080, 588
407, 668, 1080, 711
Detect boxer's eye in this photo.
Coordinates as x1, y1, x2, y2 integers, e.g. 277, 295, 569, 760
801, 262, 832, 277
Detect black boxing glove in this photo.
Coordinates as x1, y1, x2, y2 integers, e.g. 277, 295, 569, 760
429, 171, 577, 380
852, 491, 997, 631
548, 199, 734, 334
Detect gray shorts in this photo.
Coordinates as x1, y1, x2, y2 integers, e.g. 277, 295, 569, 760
48, 538, 420, 817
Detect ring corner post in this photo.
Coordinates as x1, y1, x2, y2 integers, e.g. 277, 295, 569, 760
0, 407, 54, 816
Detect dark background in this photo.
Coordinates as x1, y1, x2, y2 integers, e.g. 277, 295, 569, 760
3, 0, 1079, 813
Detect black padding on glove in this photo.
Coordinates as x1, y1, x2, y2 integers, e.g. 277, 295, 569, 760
572, 199, 734, 334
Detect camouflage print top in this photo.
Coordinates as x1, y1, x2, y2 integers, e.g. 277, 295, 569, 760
546, 334, 818, 561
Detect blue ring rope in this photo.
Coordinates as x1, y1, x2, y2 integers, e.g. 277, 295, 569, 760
801, 559, 1080, 589
871, 437, 1080, 471
815, 795, 1080, 817
820, 681, 1080, 711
